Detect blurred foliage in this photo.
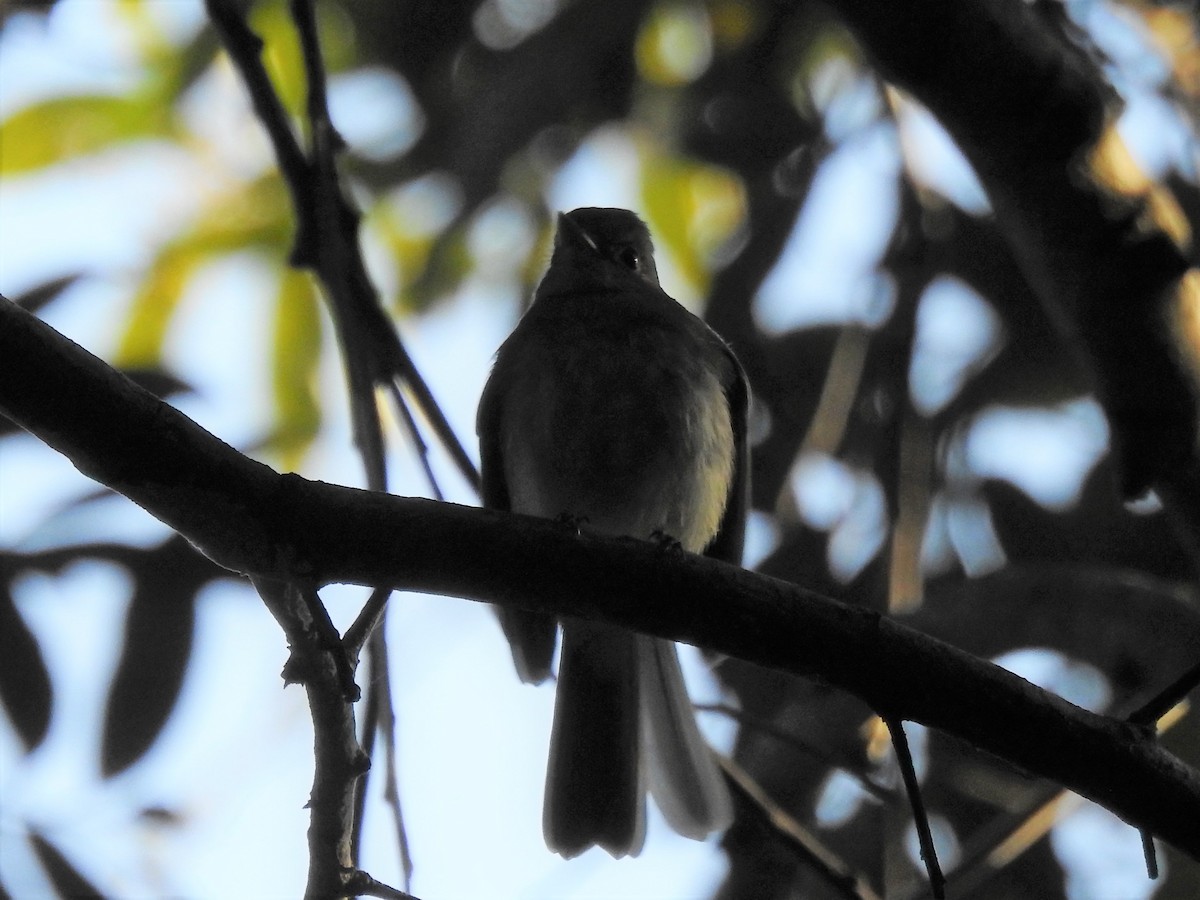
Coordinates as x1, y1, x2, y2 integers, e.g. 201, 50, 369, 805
30, 830, 112, 900
2, 0, 1199, 898
0, 92, 173, 175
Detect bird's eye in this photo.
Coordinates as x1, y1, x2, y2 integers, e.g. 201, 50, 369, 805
616, 246, 640, 271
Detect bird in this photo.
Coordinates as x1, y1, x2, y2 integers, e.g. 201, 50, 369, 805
476, 207, 748, 859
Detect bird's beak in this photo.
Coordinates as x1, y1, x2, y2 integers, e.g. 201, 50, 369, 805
555, 212, 598, 255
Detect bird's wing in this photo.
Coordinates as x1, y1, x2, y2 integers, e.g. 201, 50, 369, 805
477, 354, 560, 684
703, 341, 750, 566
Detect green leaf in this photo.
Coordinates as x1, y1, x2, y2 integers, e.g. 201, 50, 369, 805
116, 174, 293, 366
116, 246, 200, 367
269, 268, 323, 466
641, 151, 744, 296
0, 93, 172, 176
250, 0, 309, 118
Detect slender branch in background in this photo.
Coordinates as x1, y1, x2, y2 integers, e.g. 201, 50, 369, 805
695, 702, 895, 804
1130, 659, 1200, 727
288, 0, 342, 161
204, 0, 478, 494
345, 587, 393, 665
389, 379, 446, 502
367, 624, 415, 889
718, 754, 883, 900
883, 715, 945, 900
283, 0, 397, 488
349, 620, 414, 890
203, 0, 313, 249
352, 634, 381, 866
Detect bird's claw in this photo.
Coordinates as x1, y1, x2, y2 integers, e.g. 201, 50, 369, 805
555, 512, 589, 536
650, 529, 683, 552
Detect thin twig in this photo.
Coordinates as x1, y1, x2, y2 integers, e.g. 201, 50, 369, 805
1141, 831, 1159, 880
393, 366, 480, 492
718, 753, 882, 900
289, 0, 476, 496
695, 702, 895, 803
343, 868, 422, 900
209, 0, 478, 497
904, 682, 1194, 900
369, 624, 415, 888
883, 715, 945, 899
203, 0, 313, 251
1129, 659, 1200, 727
289, 0, 342, 154
351, 639, 381, 866
348, 624, 413, 887
345, 587, 393, 666
1128, 658, 1199, 878
388, 379, 445, 502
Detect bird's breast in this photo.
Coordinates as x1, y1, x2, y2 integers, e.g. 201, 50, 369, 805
500, 316, 734, 553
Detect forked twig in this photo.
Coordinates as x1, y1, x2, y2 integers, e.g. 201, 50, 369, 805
205, 0, 463, 890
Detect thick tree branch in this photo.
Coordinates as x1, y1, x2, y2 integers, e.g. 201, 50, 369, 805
2, 296, 1199, 858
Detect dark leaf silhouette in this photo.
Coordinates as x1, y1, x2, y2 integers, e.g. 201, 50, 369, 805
30, 831, 111, 900
101, 535, 224, 776
0, 555, 53, 751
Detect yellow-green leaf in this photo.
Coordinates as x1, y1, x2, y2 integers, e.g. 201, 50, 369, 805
117, 246, 199, 367
116, 174, 293, 365
269, 268, 323, 467
251, 0, 308, 118
0, 94, 172, 176
641, 152, 745, 295
247, 0, 356, 118
185, 173, 294, 254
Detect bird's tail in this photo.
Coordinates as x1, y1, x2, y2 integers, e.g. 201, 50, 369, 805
640, 636, 733, 838
544, 618, 645, 858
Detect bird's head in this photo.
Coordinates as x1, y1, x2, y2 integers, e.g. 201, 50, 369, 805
550, 207, 661, 287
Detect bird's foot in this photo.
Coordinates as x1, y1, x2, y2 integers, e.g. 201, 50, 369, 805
650, 529, 683, 552
555, 512, 589, 536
